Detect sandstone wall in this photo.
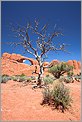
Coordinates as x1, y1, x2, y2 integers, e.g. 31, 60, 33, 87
1, 53, 81, 76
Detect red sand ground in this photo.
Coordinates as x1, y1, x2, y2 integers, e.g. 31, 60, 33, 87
1, 80, 81, 121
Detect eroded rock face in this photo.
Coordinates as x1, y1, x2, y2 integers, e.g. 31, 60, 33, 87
1, 53, 81, 76
67, 60, 74, 67
67, 60, 81, 69
67, 60, 81, 75
43, 62, 50, 66
1, 53, 38, 76
2, 53, 38, 65
77, 61, 81, 69
49, 60, 60, 67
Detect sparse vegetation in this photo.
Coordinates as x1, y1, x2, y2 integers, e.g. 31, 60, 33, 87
63, 76, 73, 83
42, 82, 72, 112
30, 76, 36, 80
18, 76, 27, 82
59, 75, 74, 83
20, 73, 26, 77
1, 75, 11, 83
67, 71, 74, 77
11, 75, 32, 83
11, 75, 19, 81
74, 74, 81, 82
42, 87, 53, 105
43, 75, 54, 85
49, 62, 73, 79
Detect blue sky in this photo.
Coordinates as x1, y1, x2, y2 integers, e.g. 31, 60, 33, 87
1, 1, 81, 63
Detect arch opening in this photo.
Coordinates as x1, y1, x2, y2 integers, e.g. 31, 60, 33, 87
23, 60, 32, 65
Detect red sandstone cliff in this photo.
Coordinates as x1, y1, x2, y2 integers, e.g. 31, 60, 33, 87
1, 53, 81, 76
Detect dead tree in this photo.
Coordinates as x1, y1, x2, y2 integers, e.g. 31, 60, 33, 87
8, 19, 70, 86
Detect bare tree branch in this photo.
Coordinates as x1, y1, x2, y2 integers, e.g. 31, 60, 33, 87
7, 20, 70, 86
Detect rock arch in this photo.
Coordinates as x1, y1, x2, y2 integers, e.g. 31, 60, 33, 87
17, 57, 38, 65
2, 53, 38, 65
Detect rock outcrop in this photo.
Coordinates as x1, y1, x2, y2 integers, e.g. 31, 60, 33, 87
67, 60, 81, 75
2, 53, 38, 65
1, 53, 81, 76
1, 53, 38, 76
49, 60, 60, 67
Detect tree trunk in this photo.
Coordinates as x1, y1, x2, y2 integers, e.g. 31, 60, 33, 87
37, 62, 44, 86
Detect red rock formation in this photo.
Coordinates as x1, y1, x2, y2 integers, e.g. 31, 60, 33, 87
43, 62, 49, 66
77, 61, 81, 69
73, 60, 78, 69
1, 53, 81, 76
49, 60, 60, 67
67, 60, 74, 67
1, 53, 38, 76
2, 53, 38, 65
67, 60, 81, 75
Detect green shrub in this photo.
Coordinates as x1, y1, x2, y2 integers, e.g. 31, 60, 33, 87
11, 75, 32, 82
1, 75, 11, 83
42, 88, 53, 105
18, 76, 27, 82
20, 73, 26, 77
52, 83, 72, 111
49, 62, 73, 79
42, 82, 72, 112
59, 76, 65, 82
30, 76, 36, 80
74, 75, 81, 80
46, 74, 50, 77
64, 76, 73, 83
59, 75, 74, 83
67, 71, 74, 77
1, 77, 8, 83
26, 77, 32, 82
43, 75, 54, 85
74, 75, 81, 82
11, 75, 19, 81
19, 76, 32, 82
2, 74, 9, 77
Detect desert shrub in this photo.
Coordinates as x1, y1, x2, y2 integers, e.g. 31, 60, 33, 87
30, 76, 36, 80
1, 75, 11, 83
42, 82, 72, 112
26, 77, 32, 82
1, 77, 9, 83
17, 74, 26, 82
59, 76, 65, 82
18, 76, 27, 82
2, 74, 9, 77
64, 76, 73, 83
67, 71, 74, 77
58, 76, 74, 83
46, 74, 50, 77
11, 76, 19, 81
43, 75, 54, 85
74, 75, 81, 79
18, 76, 32, 82
49, 62, 73, 79
42, 88, 53, 105
20, 73, 26, 77
74, 75, 81, 82
52, 83, 72, 111
11, 75, 32, 82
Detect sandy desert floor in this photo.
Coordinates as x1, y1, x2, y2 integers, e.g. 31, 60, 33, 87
1, 80, 81, 121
